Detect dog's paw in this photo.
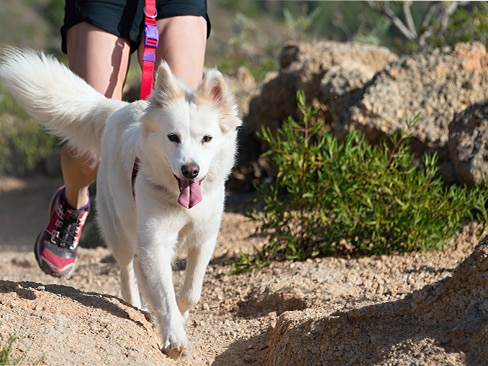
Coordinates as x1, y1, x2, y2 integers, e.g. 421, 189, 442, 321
161, 342, 192, 360
161, 334, 191, 360
161, 322, 190, 360
141, 308, 155, 325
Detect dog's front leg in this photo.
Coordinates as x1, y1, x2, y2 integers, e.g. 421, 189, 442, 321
120, 257, 142, 309
177, 229, 218, 319
135, 235, 189, 359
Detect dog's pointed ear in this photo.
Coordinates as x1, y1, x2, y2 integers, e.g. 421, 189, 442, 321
197, 69, 232, 109
149, 61, 185, 106
195, 69, 241, 131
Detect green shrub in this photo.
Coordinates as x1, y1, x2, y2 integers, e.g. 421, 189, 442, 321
0, 334, 45, 366
426, 2, 488, 50
0, 334, 17, 365
79, 212, 104, 249
0, 87, 56, 175
233, 91, 488, 273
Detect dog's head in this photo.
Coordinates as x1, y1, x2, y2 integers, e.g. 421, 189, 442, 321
139, 61, 241, 208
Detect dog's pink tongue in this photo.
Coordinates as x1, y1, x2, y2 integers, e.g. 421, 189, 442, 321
178, 179, 203, 208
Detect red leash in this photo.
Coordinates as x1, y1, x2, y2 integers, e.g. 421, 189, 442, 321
133, 0, 158, 197
140, 0, 158, 100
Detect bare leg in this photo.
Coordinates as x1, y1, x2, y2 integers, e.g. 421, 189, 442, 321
138, 15, 207, 90
63, 22, 132, 208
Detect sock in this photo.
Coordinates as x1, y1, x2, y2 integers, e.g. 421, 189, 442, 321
60, 188, 90, 212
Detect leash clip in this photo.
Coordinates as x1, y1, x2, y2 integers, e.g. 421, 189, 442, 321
144, 23, 159, 48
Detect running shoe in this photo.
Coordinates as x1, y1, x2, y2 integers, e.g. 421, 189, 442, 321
34, 186, 89, 278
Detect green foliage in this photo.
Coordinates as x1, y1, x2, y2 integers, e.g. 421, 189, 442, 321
0, 86, 57, 175
233, 92, 488, 273
79, 205, 104, 249
39, 0, 65, 36
215, 0, 264, 18
0, 335, 17, 365
0, 334, 45, 366
214, 11, 277, 82
218, 57, 275, 82
216, 1, 488, 54
79, 220, 104, 248
426, 2, 488, 49
283, 7, 322, 37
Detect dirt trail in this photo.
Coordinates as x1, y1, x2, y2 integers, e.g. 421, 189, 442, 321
0, 176, 486, 365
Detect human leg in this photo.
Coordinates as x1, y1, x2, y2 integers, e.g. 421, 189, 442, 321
62, 22, 132, 208
66, 22, 131, 100
35, 21, 132, 277
156, 16, 207, 90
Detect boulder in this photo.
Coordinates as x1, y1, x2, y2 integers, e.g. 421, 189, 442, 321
233, 41, 397, 191
345, 42, 488, 182
246, 41, 398, 135
265, 236, 488, 365
448, 101, 488, 186
0, 281, 166, 365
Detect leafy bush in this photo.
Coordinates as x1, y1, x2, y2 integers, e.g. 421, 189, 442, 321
426, 2, 488, 50
0, 334, 44, 366
0, 87, 56, 175
233, 92, 488, 273
0, 335, 17, 365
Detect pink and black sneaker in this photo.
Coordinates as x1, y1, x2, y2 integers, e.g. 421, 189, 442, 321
34, 186, 89, 278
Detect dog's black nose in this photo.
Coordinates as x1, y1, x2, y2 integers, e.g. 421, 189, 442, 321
181, 162, 200, 179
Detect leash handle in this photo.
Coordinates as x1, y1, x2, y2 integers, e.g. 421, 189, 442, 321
140, 0, 158, 100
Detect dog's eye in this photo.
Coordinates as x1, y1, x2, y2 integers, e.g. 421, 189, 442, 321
202, 135, 212, 144
168, 134, 180, 144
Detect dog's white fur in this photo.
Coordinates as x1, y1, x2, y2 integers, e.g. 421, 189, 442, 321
0, 48, 241, 359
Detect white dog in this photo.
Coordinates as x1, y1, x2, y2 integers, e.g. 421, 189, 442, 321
0, 48, 241, 359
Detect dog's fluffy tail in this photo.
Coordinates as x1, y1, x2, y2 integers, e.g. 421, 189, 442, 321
0, 47, 125, 161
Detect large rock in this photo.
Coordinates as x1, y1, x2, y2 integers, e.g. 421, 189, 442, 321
225, 66, 258, 119
232, 41, 397, 191
236, 41, 488, 189
345, 42, 488, 182
246, 41, 398, 134
265, 236, 488, 365
449, 101, 488, 186
0, 281, 166, 365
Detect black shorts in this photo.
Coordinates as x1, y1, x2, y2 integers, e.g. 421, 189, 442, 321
61, 0, 211, 54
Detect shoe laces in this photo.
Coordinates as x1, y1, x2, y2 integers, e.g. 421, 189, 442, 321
50, 209, 85, 250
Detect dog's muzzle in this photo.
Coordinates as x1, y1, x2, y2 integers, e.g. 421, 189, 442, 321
176, 162, 203, 209
132, 158, 203, 209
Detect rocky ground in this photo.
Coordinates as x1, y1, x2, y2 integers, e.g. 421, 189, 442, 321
1, 176, 487, 365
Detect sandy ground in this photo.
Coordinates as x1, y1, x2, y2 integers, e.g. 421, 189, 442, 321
0, 175, 487, 365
